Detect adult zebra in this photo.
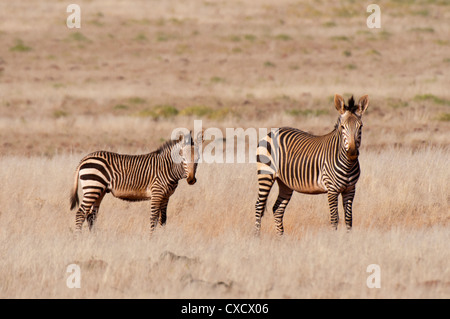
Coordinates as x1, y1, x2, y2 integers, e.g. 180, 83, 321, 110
255, 94, 369, 235
70, 130, 203, 234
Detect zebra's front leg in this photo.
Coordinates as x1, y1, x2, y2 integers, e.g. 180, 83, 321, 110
159, 198, 169, 226
149, 205, 160, 234
327, 191, 339, 230
149, 192, 164, 234
342, 188, 355, 232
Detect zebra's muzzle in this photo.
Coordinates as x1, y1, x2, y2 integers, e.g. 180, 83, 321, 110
347, 149, 359, 161
187, 177, 197, 185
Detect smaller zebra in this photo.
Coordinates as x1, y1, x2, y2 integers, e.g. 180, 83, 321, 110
70, 131, 203, 234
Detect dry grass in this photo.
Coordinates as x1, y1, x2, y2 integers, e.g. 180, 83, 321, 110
0, 148, 448, 298
0, 0, 449, 299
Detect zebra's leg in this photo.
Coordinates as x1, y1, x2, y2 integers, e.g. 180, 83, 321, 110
159, 198, 169, 226
86, 193, 105, 231
149, 194, 163, 234
76, 188, 105, 233
342, 188, 355, 232
86, 206, 97, 232
272, 180, 293, 236
75, 205, 88, 233
327, 191, 340, 230
255, 174, 275, 236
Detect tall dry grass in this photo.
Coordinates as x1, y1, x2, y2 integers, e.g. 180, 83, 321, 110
0, 0, 449, 300
0, 147, 448, 298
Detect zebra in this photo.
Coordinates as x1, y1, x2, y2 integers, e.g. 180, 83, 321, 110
70, 130, 203, 234
255, 94, 369, 235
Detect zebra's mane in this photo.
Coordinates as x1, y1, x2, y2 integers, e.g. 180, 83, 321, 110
344, 96, 357, 113
153, 134, 194, 155
334, 96, 358, 130
153, 139, 180, 155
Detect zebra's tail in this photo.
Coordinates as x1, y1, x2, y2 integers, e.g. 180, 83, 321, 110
70, 163, 81, 210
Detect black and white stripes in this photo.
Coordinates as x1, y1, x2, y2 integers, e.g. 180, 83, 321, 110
70, 131, 203, 234
255, 94, 369, 235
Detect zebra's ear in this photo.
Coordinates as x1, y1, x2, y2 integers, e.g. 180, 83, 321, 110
176, 132, 184, 143
357, 95, 369, 116
334, 94, 346, 114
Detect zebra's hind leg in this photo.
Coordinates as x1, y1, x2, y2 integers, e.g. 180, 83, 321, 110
327, 191, 340, 230
86, 193, 105, 231
272, 180, 293, 236
75, 206, 88, 234
255, 174, 275, 236
86, 206, 97, 231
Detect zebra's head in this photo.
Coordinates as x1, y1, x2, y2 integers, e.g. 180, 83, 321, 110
334, 94, 369, 161
174, 130, 204, 185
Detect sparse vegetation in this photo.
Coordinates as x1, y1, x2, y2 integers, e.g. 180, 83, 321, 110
134, 32, 148, 41
436, 113, 450, 121
274, 34, 292, 41
156, 32, 176, 42
210, 76, 226, 84
52, 109, 69, 118
0, 0, 449, 300
330, 35, 351, 42
387, 97, 409, 109
410, 27, 435, 33
137, 105, 179, 119
244, 34, 257, 42
114, 104, 129, 110
66, 32, 91, 43
128, 97, 146, 104
286, 108, 328, 117
414, 94, 450, 106
0, 147, 448, 298
179, 105, 213, 117
322, 21, 336, 28
10, 39, 32, 52
343, 50, 351, 57
263, 61, 276, 68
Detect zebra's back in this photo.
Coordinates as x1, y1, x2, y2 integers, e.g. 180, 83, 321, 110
258, 127, 329, 194
78, 151, 155, 201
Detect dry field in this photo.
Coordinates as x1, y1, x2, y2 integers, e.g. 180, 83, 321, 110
0, 0, 449, 299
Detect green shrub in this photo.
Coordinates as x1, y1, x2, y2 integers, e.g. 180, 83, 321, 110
414, 94, 450, 106
180, 105, 213, 117
137, 105, 179, 119
10, 39, 32, 52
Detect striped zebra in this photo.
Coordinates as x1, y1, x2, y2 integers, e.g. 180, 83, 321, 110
70, 131, 203, 234
255, 94, 369, 235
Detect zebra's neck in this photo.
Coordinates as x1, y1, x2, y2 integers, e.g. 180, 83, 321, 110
156, 143, 185, 182
330, 127, 358, 168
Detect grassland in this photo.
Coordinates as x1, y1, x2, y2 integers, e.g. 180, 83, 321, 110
0, 0, 449, 299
